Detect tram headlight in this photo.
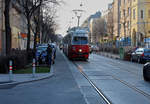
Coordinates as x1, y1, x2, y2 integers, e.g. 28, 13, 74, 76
79, 49, 82, 52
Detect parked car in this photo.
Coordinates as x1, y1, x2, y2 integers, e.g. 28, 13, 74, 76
89, 45, 92, 53
91, 45, 99, 52
59, 44, 63, 50
36, 44, 56, 64
143, 62, 150, 81
131, 48, 150, 63
36, 45, 48, 64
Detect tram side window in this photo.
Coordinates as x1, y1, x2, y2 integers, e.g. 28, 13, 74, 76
73, 37, 88, 45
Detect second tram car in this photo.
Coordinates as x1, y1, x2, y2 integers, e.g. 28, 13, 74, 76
63, 28, 90, 60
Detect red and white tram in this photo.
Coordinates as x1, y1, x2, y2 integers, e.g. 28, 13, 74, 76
63, 28, 90, 60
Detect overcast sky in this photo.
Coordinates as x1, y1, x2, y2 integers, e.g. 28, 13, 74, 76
56, 0, 113, 36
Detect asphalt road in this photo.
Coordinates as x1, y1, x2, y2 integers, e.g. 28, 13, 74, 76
74, 53, 150, 104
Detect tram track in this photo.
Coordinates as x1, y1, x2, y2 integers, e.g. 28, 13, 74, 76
111, 75, 150, 100
63, 50, 150, 103
73, 62, 112, 104
92, 54, 150, 99
74, 61, 150, 103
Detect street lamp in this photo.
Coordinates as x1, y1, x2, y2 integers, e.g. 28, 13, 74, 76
72, 2, 85, 27
72, 9, 85, 27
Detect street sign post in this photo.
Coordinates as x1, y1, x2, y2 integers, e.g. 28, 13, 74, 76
9, 60, 13, 81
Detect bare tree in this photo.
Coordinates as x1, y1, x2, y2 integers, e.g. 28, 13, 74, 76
41, 5, 57, 43
16, 0, 60, 52
31, 7, 42, 53
16, 0, 42, 52
93, 18, 107, 44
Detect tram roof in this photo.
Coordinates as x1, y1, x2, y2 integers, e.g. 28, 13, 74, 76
68, 28, 88, 35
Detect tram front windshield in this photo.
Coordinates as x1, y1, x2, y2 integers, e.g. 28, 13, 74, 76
72, 37, 88, 45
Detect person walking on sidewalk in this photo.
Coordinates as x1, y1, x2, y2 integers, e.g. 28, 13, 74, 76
46, 44, 53, 67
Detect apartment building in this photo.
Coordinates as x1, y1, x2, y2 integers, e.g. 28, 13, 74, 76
119, 0, 132, 46
107, 3, 114, 41
113, 0, 121, 39
131, 0, 150, 47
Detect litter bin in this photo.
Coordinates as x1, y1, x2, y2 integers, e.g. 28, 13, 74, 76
119, 47, 124, 60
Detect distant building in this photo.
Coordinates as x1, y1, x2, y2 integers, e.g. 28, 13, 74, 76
113, 0, 121, 39
107, 3, 114, 42
88, 11, 101, 22
82, 11, 101, 44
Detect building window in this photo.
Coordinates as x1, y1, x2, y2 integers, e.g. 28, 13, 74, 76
141, 10, 144, 19
128, 7, 130, 16
133, 9, 136, 19
123, 9, 126, 17
128, 21, 130, 29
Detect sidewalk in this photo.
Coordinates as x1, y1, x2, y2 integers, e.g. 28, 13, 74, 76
95, 51, 120, 59
0, 69, 54, 89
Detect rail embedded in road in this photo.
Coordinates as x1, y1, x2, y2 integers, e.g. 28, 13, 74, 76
73, 62, 112, 104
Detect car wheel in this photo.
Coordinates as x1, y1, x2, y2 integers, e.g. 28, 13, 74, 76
143, 70, 149, 81
143, 75, 149, 81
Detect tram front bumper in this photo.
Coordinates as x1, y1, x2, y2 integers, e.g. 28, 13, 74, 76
71, 52, 89, 59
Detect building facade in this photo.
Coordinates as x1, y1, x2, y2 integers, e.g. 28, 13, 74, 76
113, 0, 121, 39
107, 3, 114, 42
119, 0, 132, 46
0, 0, 36, 55
131, 0, 150, 47
88, 11, 101, 44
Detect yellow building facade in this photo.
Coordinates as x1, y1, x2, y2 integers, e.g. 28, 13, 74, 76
120, 0, 132, 41
113, 0, 121, 38
131, 0, 150, 47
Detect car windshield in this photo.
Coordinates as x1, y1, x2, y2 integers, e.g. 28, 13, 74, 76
72, 37, 88, 45
37, 47, 47, 52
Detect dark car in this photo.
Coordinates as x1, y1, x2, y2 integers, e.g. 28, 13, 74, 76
59, 44, 63, 50
131, 48, 150, 63
36, 45, 48, 59
36, 45, 48, 64
143, 62, 150, 81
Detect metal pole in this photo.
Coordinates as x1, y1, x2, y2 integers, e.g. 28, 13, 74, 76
9, 60, 13, 81
77, 16, 80, 27
32, 58, 36, 77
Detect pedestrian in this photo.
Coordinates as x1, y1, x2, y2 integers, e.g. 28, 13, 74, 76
46, 44, 52, 67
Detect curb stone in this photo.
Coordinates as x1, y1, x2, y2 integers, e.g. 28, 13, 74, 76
96, 52, 120, 60
0, 68, 54, 89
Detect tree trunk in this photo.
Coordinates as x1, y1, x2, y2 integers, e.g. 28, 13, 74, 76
27, 16, 31, 52
4, 0, 11, 55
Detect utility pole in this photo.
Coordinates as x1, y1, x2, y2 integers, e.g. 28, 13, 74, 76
123, 9, 127, 46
